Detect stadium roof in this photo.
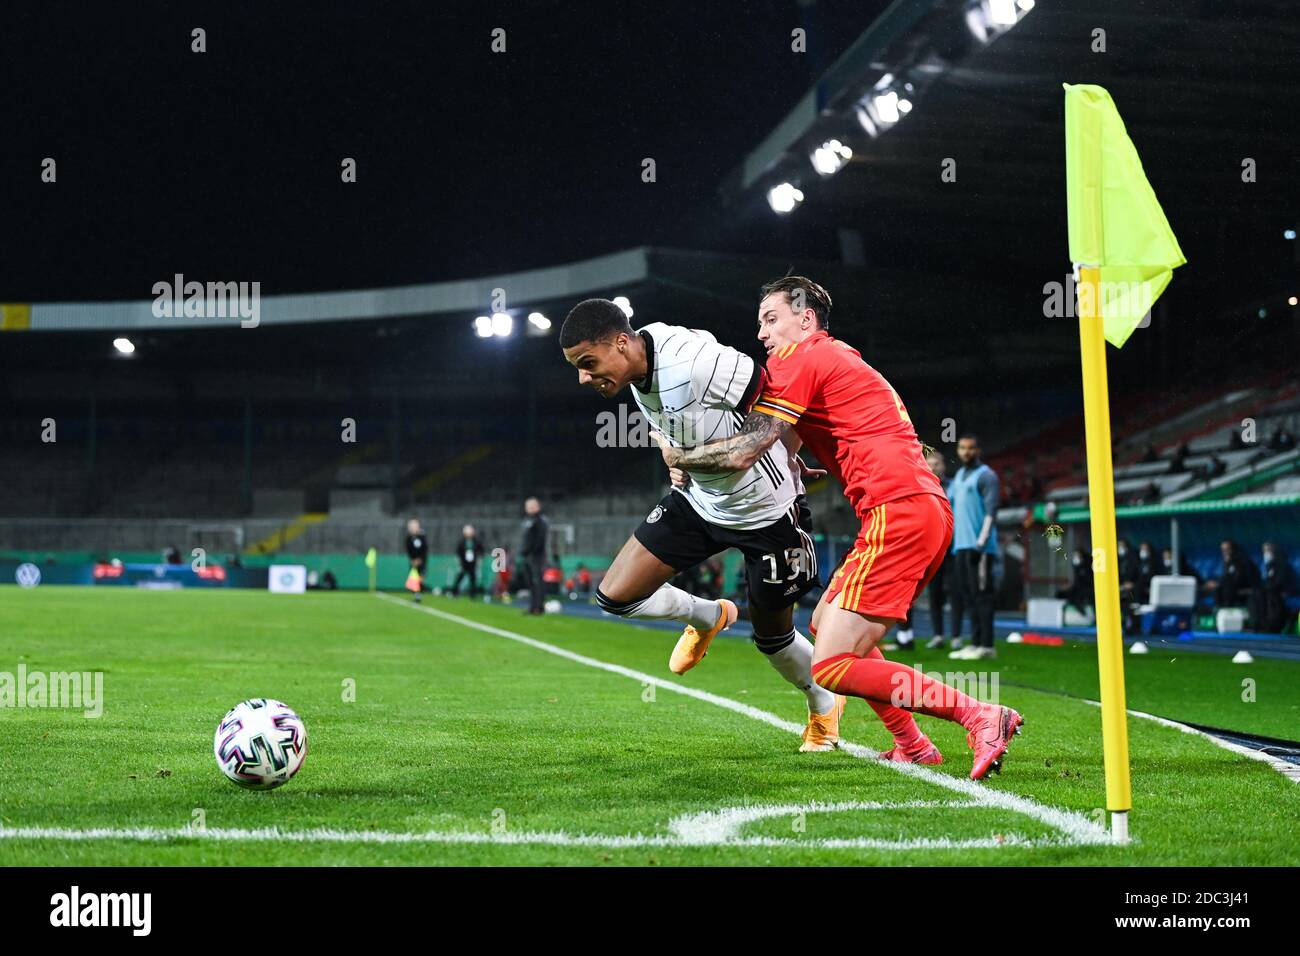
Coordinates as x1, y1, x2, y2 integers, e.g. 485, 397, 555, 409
725, 0, 1300, 317
4, 249, 654, 332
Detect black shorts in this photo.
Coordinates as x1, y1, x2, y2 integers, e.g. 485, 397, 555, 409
633, 491, 819, 611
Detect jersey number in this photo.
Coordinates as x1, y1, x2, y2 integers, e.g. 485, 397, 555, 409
888, 386, 912, 425
761, 548, 807, 583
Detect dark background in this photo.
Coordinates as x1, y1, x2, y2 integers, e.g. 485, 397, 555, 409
0, 0, 1296, 515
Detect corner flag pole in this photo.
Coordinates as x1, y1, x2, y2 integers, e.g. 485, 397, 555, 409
1076, 264, 1132, 842
1065, 83, 1185, 843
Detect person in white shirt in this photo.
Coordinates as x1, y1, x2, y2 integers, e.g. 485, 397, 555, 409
560, 298, 842, 751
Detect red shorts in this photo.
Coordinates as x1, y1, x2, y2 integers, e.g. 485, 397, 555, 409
823, 493, 953, 620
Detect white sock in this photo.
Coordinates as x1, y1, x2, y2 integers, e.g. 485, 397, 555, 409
624, 584, 720, 633
754, 629, 836, 714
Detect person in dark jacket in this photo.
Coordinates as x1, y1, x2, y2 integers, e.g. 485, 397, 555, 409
520, 497, 550, 615
1207, 539, 1260, 608
1057, 548, 1094, 615
451, 524, 484, 598
1135, 541, 1158, 603
1117, 538, 1140, 600
1250, 542, 1295, 633
1117, 537, 1141, 631
1160, 547, 1198, 582
405, 517, 429, 603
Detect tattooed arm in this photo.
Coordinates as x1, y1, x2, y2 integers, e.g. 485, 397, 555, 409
653, 411, 790, 473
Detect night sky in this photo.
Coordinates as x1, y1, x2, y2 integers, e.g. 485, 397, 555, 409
0, 1, 895, 301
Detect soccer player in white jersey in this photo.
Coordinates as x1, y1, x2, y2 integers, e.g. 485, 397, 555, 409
560, 298, 844, 751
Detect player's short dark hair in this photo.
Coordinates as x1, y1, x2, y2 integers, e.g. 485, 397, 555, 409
560, 299, 633, 348
759, 275, 833, 329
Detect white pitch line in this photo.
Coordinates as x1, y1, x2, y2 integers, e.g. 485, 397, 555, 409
0, 823, 1046, 852
373, 594, 1114, 847
669, 799, 977, 843
1083, 700, 1300, 785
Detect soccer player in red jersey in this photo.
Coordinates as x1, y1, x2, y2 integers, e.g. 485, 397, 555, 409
656, 277, 1022, 779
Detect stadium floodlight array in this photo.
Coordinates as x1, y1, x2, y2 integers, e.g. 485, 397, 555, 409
810, 138, 853, 177
112, 337, 135, 355
766, 182, 804, 214
743, 0, 1037, 216
855, 75, 916, 137
475, 310, 555, 338
965, 0, 1034, 44
768, 75, 915, 206
525, 311, 552, 337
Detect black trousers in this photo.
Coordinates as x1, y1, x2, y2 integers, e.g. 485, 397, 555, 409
954, 549, 997, 648
949, 557, 967, 639
928, 551, 950, 637
1250, 588, 1287, 633
527, 555, 546, 613
452, 563, 480, 597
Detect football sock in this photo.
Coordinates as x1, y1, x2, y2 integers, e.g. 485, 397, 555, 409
811, 651, 983, 730
753, 628, 836, 714
808, 622, 920, 742
859, 648, 926, 746
598, 584, 720, 633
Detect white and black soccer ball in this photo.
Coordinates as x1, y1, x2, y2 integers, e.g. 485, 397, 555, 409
213, 698, 309, 790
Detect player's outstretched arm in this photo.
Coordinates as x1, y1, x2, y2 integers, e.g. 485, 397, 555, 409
653, 411, 789, 473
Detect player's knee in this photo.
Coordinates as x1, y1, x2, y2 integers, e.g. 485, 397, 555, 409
596, 588, 646, 617
751, 627, 796, 656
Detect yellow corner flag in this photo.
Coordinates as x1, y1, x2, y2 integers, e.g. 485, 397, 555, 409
1064, 84, 1185, 843
365, 547, 377, 592
1064, 83, 1186, 347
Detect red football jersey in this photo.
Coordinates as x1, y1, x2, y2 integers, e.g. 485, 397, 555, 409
753, 331, 944, 516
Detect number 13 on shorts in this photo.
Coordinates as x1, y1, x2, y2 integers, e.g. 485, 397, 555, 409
761, 547, 808, 583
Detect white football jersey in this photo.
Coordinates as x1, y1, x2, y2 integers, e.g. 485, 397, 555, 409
631, 322, 797, 530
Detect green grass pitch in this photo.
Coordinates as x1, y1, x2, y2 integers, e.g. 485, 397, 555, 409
1, 585, 1297, 866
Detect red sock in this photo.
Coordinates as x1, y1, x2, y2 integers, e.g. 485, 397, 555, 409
809, 626, 924, 746
812, 652, 983, 729
861, 649, 926, 746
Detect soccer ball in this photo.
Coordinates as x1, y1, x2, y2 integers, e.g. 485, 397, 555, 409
213, 698, 309, 790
